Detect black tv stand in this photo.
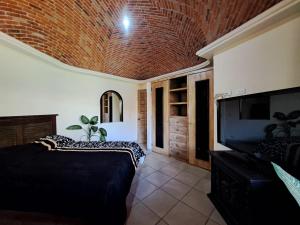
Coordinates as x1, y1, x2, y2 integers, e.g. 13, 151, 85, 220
209, 150, 298, 225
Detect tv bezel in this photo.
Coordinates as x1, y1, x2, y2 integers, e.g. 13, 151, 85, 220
217, 86, 300, 150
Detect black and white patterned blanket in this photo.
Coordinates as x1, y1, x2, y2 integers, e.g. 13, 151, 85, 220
35, 135, 146, 168
65, 141, 145, 165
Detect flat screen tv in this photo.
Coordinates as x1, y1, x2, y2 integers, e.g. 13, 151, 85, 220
217, 87, 300, 158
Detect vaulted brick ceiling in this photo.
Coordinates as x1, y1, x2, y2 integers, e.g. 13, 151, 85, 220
0, 0, 281, 80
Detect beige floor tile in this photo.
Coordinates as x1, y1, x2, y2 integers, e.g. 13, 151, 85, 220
194, 178, 211, 194
161, 179, 192, 200
129, 152, 217, 225
136, 165, 156, 178
182, 189, 214, 216
169, 160, 189, 170
184, 165, 211, 178
164, 202, 207, 225
151, 153, 174, 163
206, 219, 220, 225
126, 203, 160, 225
144, 154, 157, 162
146, 171, 171, 187
130, 179, 157, 200
132, 173, 144, 184
145, 159, 167, 170
175, 171, 201, 186
149, 152, 162, 158
156, 220, 168, 225
210, 209, 227, 225
159, 164, 183, 177
143, 189, 178, 217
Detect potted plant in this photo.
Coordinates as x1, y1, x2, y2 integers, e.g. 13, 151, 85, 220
264, 110, 300, 139
66, 115, 107, 142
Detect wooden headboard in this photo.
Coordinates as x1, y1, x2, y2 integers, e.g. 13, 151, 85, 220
0, 114, 57, 148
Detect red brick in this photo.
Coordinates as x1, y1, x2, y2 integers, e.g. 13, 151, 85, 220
0, 0, 281, 80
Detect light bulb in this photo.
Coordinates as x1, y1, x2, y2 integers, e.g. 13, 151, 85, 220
123, 16, 130, 30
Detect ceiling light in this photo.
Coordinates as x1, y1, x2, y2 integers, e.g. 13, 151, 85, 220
123, 16, 130, 30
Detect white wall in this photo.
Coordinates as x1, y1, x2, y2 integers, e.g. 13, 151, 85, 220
0, 39, 139, 142
214, 16, 300, 150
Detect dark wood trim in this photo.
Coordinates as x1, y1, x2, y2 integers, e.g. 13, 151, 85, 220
0, 114, 58, 148
0, 114, 58, 125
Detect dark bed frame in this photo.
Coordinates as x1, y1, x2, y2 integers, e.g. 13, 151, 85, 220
0, 114, 57, 148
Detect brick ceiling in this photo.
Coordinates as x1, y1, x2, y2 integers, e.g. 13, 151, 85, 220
0, 0, 281, 80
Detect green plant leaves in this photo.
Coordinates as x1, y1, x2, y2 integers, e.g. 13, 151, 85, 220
80, 115, 90, 124
67, 116, 108, 142
66, 125, 82, 130
91, 126, 98, 132
99, 135, 106, 142
90, 116, 98, 125
98, 128, 107, 142
99, 127, 107, 136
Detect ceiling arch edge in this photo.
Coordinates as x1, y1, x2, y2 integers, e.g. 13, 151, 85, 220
143, 60, 211, 83
0, 31, 211, 83
196, 0, 300, 60
0, 31, 139, 84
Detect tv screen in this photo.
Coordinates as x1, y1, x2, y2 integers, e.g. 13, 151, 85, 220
218, 87, 300, 157
239, 95, 270, 120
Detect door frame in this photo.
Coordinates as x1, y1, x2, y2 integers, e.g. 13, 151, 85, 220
152, 80, 169, 155
137, 89, 147, 145
188, 69, 214, 170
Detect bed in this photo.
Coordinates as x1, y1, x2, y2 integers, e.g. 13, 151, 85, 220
0, 115, 144, 225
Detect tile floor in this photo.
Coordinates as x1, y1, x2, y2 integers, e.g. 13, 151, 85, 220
126, 152, 227, 225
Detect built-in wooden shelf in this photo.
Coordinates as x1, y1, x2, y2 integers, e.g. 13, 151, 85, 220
170, 102, 187, 105
169, 87, 187, 92
170, 115, 187, 118
169, 76, 188, 117
169, 76, 187, 90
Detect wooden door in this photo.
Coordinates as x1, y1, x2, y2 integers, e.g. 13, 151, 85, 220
137, 89, 147, 145
152, 81, 169, 155
188, 69, 214, 170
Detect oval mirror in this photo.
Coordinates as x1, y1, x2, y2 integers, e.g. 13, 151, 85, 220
100, 91, 123, 123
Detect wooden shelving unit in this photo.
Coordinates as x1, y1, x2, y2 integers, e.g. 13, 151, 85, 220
169, 87, 187, 92
169, 76, 188, 117
169, 76, 188, 161
151, 68, 214, 166
170, 102, 187, 105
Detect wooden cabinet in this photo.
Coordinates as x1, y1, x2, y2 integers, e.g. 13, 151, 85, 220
137, 89, 147, 145
188, 70, 214, 169
152, 80, 169, 155
169, 76, 188, 117
151, 68, 214, 167
169, 116, 188, 161
209, 151, 299, 225
169, 76, 188, 161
